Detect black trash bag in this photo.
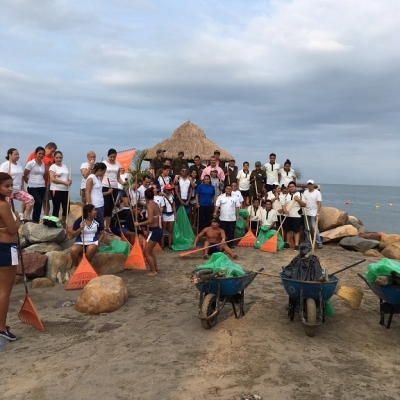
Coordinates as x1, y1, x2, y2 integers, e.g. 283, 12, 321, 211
281, 243, 323, 281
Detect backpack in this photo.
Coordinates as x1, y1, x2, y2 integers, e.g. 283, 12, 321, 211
42, 216, 62, 228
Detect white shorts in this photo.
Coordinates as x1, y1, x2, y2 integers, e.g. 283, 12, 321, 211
162, 214, 175, 223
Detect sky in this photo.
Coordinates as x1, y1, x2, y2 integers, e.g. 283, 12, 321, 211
0, 0, 399, 185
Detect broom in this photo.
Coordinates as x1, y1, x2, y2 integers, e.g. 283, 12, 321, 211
65, 212, 98, 290
238, 204, 256, 247
123, 176, 146, 270
179, 236, 246, 258
11, 200, 45, 331
65, 163, 72, 231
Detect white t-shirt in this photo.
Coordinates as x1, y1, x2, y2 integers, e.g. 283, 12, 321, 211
267, 191, 283, 215
80, 162, 90, 189
261, 209, 278, 226
138, 184, 150, 204
282, 192, 302, 218
25, 160, 45, 188
236, 169, 251, 191
303, 189, 322, 217
129, 189, 139, 207
49, 164, 69, 191
102, 160, 121, 188
155, 175, 172, 193
232, 190, 244, 204
86, 174, 104, 208
118, 172, 130, 190
279, 168, 296, 188
163, 194, 175, 213
262, 162, 280, 184
0, 161, 23, 193
154, 195, 165, 211
177, 177, 191, 200
216, 194, 240, 222
247, 205, 263, 222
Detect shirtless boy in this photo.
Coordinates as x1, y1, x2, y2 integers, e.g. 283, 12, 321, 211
192, 218, 238, 260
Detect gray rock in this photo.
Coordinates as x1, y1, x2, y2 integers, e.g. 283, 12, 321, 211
22, 222, 66, 244
346, 219, 366, 234
339, 237, 380, 253
23, 242, 61, 253
19, 236, 30, 249
59, 238, 76, 251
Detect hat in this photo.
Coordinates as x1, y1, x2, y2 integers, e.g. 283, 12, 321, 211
214, 149, 221, 154
272, 181, 280, 186
211, 217, 220, 224
307, 180, 315, 185
164, 184, 174, 190
178, 150, 184, 155
156, 148, 166, 154
255, 161, 261, 167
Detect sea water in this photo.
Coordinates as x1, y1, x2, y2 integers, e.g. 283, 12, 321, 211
62, 176, 400, 234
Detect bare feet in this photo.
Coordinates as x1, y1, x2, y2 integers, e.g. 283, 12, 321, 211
232, 253, 238, 259
203, 254, 209, 260
145, 272, 157, 276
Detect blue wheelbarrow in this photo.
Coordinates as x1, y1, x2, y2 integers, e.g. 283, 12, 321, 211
192, 269, 260, 329
358, 273, 400, 329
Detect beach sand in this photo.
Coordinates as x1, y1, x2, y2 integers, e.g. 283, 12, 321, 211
3, 245, 400, 400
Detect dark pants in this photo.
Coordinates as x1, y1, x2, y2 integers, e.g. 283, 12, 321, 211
28, 186, 46, 222
103, 187, 120, 217
219, 220, 236, 247
198, 205, 213, 233
51, 190, 69, 218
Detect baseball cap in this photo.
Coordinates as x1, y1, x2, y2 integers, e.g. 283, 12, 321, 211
272, 181, 280, 186
164, 184, 174, 190
255, 161, 261, 167
307, 180, 315, 185
211, 217, 220, 223
156, 148, 166, 154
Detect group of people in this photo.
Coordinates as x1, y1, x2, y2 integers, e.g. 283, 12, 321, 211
0, 145, 323, 342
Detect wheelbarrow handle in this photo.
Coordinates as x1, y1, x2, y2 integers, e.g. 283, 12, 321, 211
357, 272, 368, 284
329, 259, 366, 277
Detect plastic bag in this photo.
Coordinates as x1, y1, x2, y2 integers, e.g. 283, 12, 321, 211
254, 225, 269, 249
366, 258, 400, 283
234, 209, 249, 238
98, 239, 130, 258
196, 253, 246, 277
171, 206, 195, 251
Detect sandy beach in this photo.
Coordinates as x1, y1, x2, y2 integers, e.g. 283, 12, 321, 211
3, 244, 400, 400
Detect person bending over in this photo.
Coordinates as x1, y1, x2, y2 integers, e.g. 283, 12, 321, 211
69, 204, 104, 268
192, 218, 238, 260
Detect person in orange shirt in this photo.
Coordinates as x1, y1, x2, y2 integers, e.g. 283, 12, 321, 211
25, 142, 57, 217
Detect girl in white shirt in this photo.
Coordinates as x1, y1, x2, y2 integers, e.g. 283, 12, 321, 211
49, 151, 72, 227
80, 151, 96, 203
24, 147, 46, 223
86, 162, 109, 225
0, 148, 34, 221
279, 159, 296, 188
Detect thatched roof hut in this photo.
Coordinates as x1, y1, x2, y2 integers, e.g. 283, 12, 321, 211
144, 120, 234, 162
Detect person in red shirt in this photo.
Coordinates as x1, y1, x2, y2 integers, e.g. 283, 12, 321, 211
25, 142, 57, 216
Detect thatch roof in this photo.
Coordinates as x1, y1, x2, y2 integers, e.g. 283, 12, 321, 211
144, 120, 234, 162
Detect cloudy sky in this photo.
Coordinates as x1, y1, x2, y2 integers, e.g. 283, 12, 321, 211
1, 0, 399, 185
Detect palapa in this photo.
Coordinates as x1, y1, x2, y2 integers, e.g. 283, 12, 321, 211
145, 120, 234, 162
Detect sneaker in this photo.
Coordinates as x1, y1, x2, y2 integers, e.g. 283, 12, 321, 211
284, 242, 290, 249
318, 244, 323, 249
294, 245, 299, 251
0, 328, 17, 341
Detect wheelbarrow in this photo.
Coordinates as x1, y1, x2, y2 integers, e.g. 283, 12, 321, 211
358, 273, 400, 329
192, 269, 260, 329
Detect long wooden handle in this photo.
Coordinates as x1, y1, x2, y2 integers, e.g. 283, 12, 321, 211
252, 271, 280, 278
179, 236, 246, 258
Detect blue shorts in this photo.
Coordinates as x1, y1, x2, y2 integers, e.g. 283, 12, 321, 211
148, 227, 163, 242
208, 242, 221, 255
0, 242, 18, 267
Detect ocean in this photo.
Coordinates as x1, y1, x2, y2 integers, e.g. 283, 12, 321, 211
62, 176, 400, 234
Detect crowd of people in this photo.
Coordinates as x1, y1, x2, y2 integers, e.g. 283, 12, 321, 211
0, 144, 322, 342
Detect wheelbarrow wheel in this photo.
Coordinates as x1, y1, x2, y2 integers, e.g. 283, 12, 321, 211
305, 298, 317, 337
200, 294, 218, 329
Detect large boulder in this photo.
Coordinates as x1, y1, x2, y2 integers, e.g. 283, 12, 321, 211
359, 232, 382, 241
363, 249, 384, 259
91, 253, 125, 276
339, 237, 380, 253
381, 243, 400, 260
22, 222, 66, 244
321, 225, 358, 243
23, 242, 61, 253
17, 253, 47, 278
379, 233, 400, 251
46, 249, 74, 283
348, 215, 364, 226
345, 220, 366, 234
74, 275, 128, 315
319, 207, 349, 232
